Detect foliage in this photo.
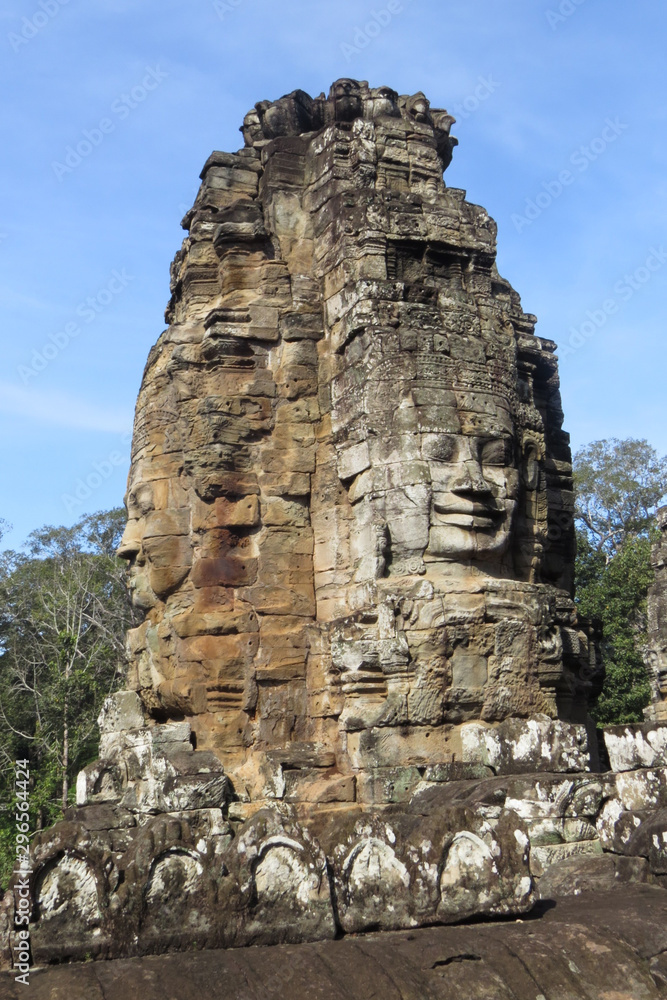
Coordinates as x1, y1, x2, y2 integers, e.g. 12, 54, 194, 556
575, 530, 653, 725
0, 509, 136, 887
573, 438, 667, 725
574, 437, 667, 559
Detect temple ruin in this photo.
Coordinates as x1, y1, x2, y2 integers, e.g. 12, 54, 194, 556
2, 81, 666, 968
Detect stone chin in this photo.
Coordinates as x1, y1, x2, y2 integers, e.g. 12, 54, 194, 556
125, 562, 191, 610
427, 498, 516, 561
125, 568, 157, 611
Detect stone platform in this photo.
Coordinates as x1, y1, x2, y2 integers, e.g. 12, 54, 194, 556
1, 887, 666, 999
3, 701, 667, 968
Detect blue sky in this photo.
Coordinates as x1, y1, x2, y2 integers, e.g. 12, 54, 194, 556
1, 0, 666, 548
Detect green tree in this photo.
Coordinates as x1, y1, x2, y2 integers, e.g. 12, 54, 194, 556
573, 439, 667, 724
575, 531, 653, 724
574, 438, 667, 559
0, 509, 137, 885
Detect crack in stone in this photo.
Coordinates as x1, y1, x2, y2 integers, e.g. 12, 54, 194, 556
431, 952, 482, 967
93, 964, 110, 1000
503, 944, 549, 995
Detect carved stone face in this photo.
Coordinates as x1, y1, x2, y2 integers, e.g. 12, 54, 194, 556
362, 363, 522, 574
241, 106, 264, 146
426, 425, 519, 562
406, 92, 432, 124
118, 478, 157, 610
117, 476, 191, 610
367, 86, 400, 119
330, 79, 364, 122
646, 649, 667, 702
112, 81, 590, 760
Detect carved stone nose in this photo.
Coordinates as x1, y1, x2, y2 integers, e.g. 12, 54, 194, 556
452, 461, 491, 495
116, 520, 143, 562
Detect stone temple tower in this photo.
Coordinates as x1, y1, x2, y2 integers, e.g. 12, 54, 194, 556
116, 78, 598, 798
5, 82, 667, 969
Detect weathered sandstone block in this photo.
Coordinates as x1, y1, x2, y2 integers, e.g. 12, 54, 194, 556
604, 721, 667, 772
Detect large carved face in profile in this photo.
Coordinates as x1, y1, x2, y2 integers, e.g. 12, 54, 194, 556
117, 473, 191, 611
646, 649, 667, 703
116, 386, 192, 612
117, 477, 157, 610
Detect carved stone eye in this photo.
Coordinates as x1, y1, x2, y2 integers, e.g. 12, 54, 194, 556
480, 438, 512, 467
128, 483, 155, 517
423, 433, 457, 462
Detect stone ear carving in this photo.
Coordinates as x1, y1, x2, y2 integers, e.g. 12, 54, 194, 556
522, 441, 541, 489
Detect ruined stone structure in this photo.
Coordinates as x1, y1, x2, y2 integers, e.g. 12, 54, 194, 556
2, 81, 667, 970
117, 78, 599, 792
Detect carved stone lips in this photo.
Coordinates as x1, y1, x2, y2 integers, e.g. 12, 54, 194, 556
431, 498, 503, 529
433, 499, 502, 518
